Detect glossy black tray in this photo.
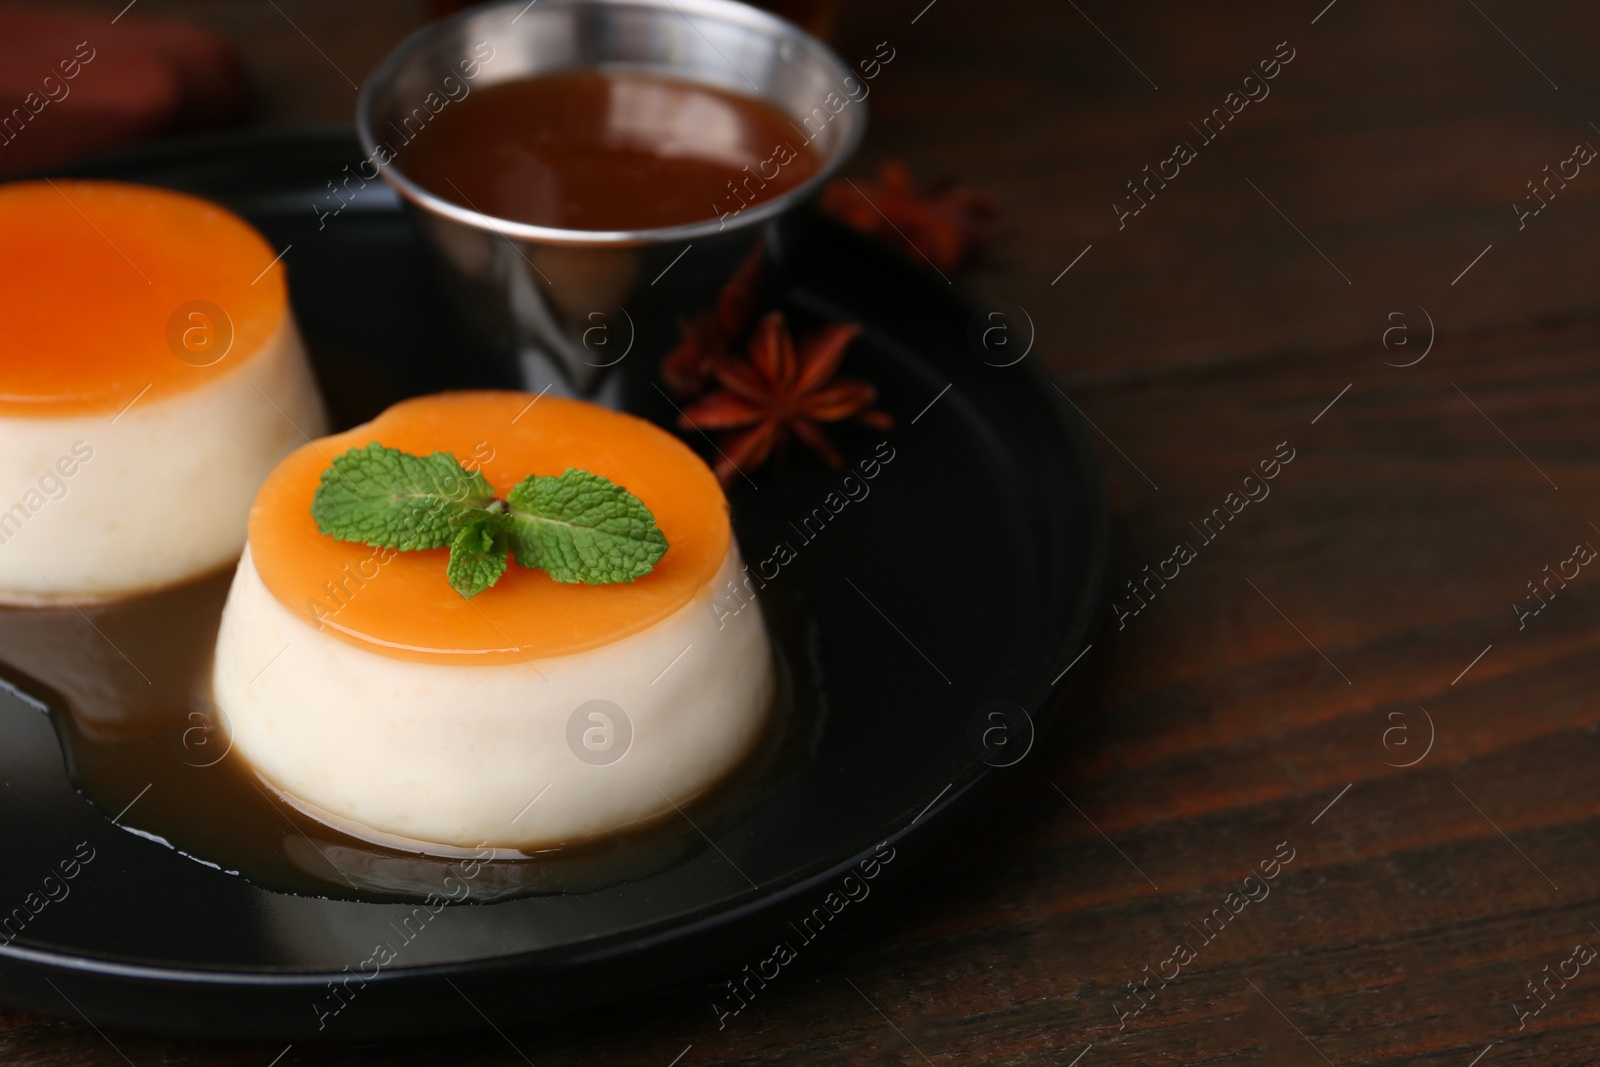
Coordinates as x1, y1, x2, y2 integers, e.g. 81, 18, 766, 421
0, 129, 1106, 1040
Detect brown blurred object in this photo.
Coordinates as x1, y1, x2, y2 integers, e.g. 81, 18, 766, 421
820, 159, 996, 273
0, 4, 248, 177
427, 0, 836, 37
752, 0, 835, 38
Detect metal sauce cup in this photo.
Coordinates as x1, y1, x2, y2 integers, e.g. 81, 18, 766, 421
356, 0, 866, 398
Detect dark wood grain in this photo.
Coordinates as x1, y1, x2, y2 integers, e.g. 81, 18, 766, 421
8, 0, 1600, 1062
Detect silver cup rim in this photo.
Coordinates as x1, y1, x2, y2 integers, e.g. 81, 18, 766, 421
355, 0, 866, 249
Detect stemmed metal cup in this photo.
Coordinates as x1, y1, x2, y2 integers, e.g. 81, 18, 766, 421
356, 0, 866, 399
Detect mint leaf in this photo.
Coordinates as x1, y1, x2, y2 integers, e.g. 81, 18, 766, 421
311, 443, 494, 550
506, 468, 668, 584
310, 445, 669, 592
446, 509, 513, 598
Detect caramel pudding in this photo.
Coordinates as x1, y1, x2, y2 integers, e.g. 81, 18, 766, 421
0, 180, 327, 602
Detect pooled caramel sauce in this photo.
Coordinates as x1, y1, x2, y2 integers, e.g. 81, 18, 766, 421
400, 71, 822, 230
0, 566, 816, 902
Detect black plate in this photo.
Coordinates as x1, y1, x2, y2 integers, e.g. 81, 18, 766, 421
0, 129, 1106, 1040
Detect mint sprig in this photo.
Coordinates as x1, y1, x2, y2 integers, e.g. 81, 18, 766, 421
311, 443, 668, 597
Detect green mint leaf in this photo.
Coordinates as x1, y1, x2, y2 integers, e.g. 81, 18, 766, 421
311, 443, 494, 550
506, 468, 668, 584
446, 509, 513, 598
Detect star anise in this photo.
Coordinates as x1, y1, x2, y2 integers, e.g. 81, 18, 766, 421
679, 312, 892, 485
660, 239, 765, 397
820, 160, 994, 272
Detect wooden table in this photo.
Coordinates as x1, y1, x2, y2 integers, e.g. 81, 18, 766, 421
10, 0, 1600, 1062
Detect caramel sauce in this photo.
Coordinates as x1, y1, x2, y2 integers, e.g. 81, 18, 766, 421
0, 567, 817, 902
399, 71, 822, 230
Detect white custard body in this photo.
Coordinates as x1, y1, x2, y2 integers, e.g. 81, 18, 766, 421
0, 317, 326, 601
213, 542, 774, 851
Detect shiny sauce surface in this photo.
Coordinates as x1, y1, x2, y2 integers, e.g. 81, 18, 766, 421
400, 71, 822, 230
0, 567, 816, 902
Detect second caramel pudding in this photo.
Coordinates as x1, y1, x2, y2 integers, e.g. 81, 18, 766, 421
0, 180, 327, 602
213, 392, 775, 852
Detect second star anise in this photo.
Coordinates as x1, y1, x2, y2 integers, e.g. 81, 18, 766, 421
820, 160, 994, 273
660, 239, 764, 398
